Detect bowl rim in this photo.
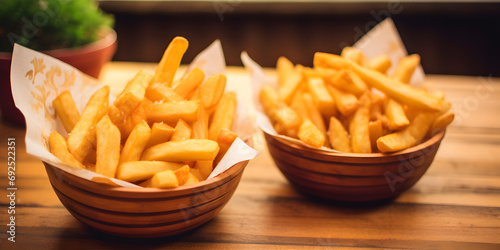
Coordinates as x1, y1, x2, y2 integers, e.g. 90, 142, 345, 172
264, 129, 445, 161
0, 27, 117, 60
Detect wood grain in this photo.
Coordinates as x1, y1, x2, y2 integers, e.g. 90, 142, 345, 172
1, 63, 499, 249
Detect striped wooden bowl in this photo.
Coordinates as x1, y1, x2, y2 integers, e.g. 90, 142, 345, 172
43, 158, 249, 238
264, 131, 445, 202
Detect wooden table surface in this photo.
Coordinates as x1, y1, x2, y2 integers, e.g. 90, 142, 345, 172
1, 62, 500, 249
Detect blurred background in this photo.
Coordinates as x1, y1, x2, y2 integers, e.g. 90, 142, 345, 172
99, 0, 500, 76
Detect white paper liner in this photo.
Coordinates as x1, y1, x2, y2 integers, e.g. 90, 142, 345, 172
11, 40, 258, 187
242, 18, 426, 152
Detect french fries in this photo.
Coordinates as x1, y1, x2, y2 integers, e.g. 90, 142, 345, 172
50, 36, 242, 188
261, 50, 454, 153
52, 91, 80, 133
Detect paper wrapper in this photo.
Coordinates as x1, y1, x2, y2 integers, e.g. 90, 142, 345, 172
11, 40, 258, 188
241, 18, 426, 152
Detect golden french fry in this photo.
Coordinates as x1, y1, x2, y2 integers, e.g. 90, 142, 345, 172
214, 128, 238, 166
170, 119, 192, 141
327, 69, 367, 97
192, 103, 209, 139
277, 56, 294, 87
52, 91, 80, 133
200, 74, 227, 110
112, 99, 151, 142
113, 70, 152, 114
340, 47, 366, 65
301, 93, 326, 134
273, 105, 302, 138
314, 52, 350, 69
326, 85, 359, 116
95, 115, 121, 178
377, 111, 437, 153
146, 122, 174, 148
194, 160, 213, 181
384, 98, 410, 131
141, 139, 219, 162
349, 93, 372, 153
116, 161, 183, 182
173, 67, 205, 99
306, 77, 337, 118
367, 55, 392, 74
146, 83, 184, 102
174, 165, 191, 186
328, 116, 351, 153
49, 131, 85, 169
189, 168, 204, 183
67, 86, 109, 162
429, 112, 455, 136
119, 120, 151, 164
147, 100, 200, 124
369, 120, 384, 152
141, 170, 178, 188
208, 92, 237, 140
392, 54, 420, 83
298, 119, 325, 148
184, 172, 200, 186
259, 84, 280, 119
152, 36, 189, 87
278, 66, 302, 105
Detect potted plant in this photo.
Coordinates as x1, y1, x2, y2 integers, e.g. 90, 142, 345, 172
0, 0, 116, 126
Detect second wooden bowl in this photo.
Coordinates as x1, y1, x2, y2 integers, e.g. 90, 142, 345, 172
264, 131, 445, 202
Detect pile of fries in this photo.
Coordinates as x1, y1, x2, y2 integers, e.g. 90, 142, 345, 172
260, 47, 454, 153
49, 36, 239, 188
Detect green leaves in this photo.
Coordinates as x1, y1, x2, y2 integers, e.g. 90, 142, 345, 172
0, 0, 114, 52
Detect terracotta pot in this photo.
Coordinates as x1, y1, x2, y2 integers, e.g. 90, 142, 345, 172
264, 130, 445, 202
0, 28, 117, 126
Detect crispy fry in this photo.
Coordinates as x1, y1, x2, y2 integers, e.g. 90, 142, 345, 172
147, 100, 200, 124
95, 115, 121, 178
67, 86, 109, 162
277, 56, 294, 87
306, 77, 337, 118
170, 119, 192, 141
327, 69, 367, 97
298, 119, 325, 148
191, 98, 209, 139
152, 36, 189, 87
119, 120, 151, 164
141, 139, 219, 162
174, 165, 191, 186
349, 93, 372, 153
259, 84, 280, 119
113, 70, 152, 115
116, 161, 183, 182
52, 91, 80, 133
328, 116, 351, 153
173, 67, 205, 99
392, 54, 420, 83
278, 66, 302, 105
214, 128, 238, 166
146, 83, 184, 102
429, 112, 455, 136
141, 170, 179, 188
184, 172, 200, 185
367, 55, 392, 74
326, 85, 359, 116
340, 47, 366, 65
301, 93, 326, 134
384, 98, 410, 131
194, 160, 213, 181
369, 120, 384, 152
273, 105, 302, 138
377, 111, 437, 153
146, 122, 174, 148
49, 131, 85, 169
201, 74, 227, 110
208, 92, 237, 140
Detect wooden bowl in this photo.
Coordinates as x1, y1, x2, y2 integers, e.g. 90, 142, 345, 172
264, 131, 445, 202
43, 158, 249, 238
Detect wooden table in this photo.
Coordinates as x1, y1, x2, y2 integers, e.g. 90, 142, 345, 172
1, 62, 500, 249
